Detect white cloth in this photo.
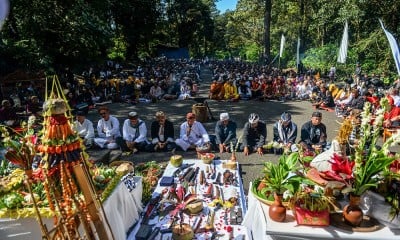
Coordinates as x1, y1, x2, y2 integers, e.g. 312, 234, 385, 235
392, 94, 400, 107
244, 182, 400, 240
175, 121, 210, 151
122, 119, 149, 143
336, 93, 354, 105
73, 119, 95, 145
103, 177, 143, 240
310, 139, 341, 172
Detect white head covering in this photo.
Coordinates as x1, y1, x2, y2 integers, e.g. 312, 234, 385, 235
220, 112, 229, 121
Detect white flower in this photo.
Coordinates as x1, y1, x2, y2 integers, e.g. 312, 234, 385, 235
373, 114, 384, 127
361, 114, 371, 126
388, 130, 400, 146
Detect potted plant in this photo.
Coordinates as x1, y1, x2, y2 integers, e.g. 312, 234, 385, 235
341, 100, 400, 226
253, 152, 303, 222
291, 188, 331, 226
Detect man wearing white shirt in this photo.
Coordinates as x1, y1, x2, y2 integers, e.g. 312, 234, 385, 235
121, 111, 150, 153
94, 106, 121, 149
73, 111, 95, 148
176, 112, 210, 151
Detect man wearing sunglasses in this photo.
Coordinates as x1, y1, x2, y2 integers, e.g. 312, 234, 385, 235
94, 106, 121, 149
176, 112, 210, 151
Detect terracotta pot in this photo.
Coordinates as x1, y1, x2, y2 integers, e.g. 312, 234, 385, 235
269, 192, 286, 222
343, 194, 363, 226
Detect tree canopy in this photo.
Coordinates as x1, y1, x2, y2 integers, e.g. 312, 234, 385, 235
0, 0, 399, 78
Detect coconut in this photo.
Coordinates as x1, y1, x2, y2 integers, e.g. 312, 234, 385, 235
185, 199, 203, 214
170, 155, 183, 167
115, 162, 134, 175
172, 223, 194, 240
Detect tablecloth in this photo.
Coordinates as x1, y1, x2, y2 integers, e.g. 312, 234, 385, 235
243, 182, 400, 240
128, 159, 250, 240
103, 176, 143, 240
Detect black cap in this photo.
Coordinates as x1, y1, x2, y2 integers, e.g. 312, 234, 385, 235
76, 111, 86, 116
312, 111, 322, 118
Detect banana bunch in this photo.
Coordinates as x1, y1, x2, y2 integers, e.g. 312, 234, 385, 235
207, 198, 234, 209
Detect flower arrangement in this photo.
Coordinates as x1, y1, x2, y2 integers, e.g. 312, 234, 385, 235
291, 188, 331, 226
347, 99, 400, 196
0, 117, 38, 170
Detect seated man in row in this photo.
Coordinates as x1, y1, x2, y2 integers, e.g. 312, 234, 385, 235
73, 111, 95, 148
176, 112, 210, 151
121, 111, 150, 154
215, 112, 237, 153
209, 80, 225, 100
299, 111, 327, 153
0, 100, 18, 127
94, 106, 121, 149
224, 80, 240, 101
150, 111, 177, 152
272, 112, 298, 153
240, 113, 266, 156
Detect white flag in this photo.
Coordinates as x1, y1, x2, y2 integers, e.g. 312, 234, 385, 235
379, 19, 400, 76
337, 21, 349, 64
0, 0, 10, 31
279, 35, 285, 58
296, 37, 300, 66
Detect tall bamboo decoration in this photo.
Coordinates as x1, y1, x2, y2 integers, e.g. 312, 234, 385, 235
27, 75, 113, 239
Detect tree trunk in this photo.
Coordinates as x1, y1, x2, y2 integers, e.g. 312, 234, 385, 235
263, 0, 272, 65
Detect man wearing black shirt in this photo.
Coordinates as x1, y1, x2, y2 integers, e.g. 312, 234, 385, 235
240, 113, 266, 156
299, 111, 327, 152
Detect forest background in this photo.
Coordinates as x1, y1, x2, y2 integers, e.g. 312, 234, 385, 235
0, 0, 399, 81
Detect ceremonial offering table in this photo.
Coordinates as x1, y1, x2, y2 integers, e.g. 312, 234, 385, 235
0, 176, 143, 240
243, 183, 400, 240
128, 159, 250, 240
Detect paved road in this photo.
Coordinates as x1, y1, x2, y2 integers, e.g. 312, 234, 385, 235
86, 66, 341, 195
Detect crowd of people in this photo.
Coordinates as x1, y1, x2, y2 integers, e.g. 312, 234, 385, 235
1, 58, 400, 161
0, 58, 203, 125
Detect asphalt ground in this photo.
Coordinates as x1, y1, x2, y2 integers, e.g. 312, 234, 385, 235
85, 67, 346, 195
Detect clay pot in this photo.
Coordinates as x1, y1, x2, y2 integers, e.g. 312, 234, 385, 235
343, 194, 363, 226
269, 192, 286, 222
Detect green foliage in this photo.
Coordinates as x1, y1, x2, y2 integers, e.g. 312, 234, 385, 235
241, 43, 262, 62
107, 36, 127, 61
262, 152, 301, 195
302, 44, 338, 71
1, 0, 400, 74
